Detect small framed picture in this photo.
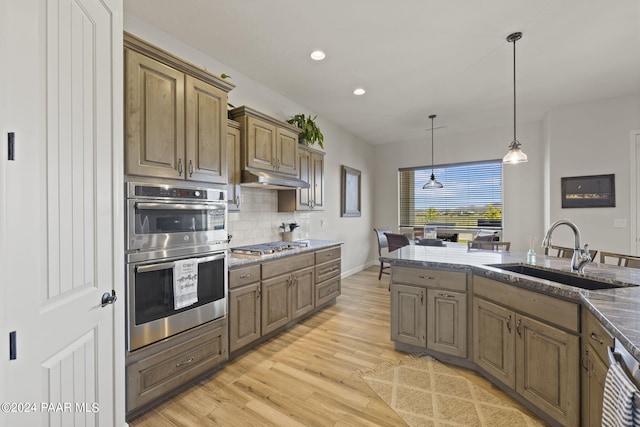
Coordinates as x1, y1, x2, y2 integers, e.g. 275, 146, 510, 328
341, 165, 361, 217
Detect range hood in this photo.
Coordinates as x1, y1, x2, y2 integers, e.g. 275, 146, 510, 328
241, 168, 310, 190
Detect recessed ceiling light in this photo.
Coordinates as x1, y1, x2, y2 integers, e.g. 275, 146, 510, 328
353, 88, 366, 96
310, 50, 326, 61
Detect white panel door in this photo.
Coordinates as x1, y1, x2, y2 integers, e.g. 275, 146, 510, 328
0, 0, 123, 426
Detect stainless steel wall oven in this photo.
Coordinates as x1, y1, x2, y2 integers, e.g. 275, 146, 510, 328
125, 181, 228, 351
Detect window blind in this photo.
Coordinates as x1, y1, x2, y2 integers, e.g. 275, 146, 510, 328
399, 160, 503, 228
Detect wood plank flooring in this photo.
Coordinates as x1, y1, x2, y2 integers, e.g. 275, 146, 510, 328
128, 267, 541, 426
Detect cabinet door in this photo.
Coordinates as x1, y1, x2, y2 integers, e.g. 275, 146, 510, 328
292, 266, 315, 320
427, 289, 467, 357
226, 123, 241, 210
516, 314, 580, 427
246, 116, 277, 171
582, 346, 609, 427
276, 127, 299, 175
473, 298, 515, 388
297, 148, 312, 209
185, 75, 227, 183
261, 275, 292, 335
125, 49, 185, 179
310, 151, 325, 210
228, 283, 261, 353
390, 284, 426, 347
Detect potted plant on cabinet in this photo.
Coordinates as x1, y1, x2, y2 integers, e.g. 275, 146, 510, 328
287, 113, 324, 149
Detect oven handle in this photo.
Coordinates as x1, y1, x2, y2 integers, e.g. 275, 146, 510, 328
134, 202, 224, 211
136, 253, 226, 273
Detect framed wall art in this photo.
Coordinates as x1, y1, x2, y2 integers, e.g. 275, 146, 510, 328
341, 165, 361, 217
561, 174, 615, 208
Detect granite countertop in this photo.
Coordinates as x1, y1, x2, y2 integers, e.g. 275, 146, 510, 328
228, 239, 343, 268
380, 243, 640, 361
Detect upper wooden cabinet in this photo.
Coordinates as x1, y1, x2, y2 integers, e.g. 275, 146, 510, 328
124, 33, 234, 183
278, 145, 325, 212
229, 106, 300, 176
226, 120, 241, 211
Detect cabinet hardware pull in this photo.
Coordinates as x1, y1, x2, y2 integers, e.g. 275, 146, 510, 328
581, 351, 589, 371
438, 293, 454, 298
235, 195, 241, 208
516, 318, 522, 336
420, 291, 424, 305
178, 158, 183, 176
418, 275, 435, 280
176, 357, 194, 367
257, 287, 261, 299
240, 274, 252, 279
188, 160, 194, 176
590, 332, 604, 345
506, 315, 512, 332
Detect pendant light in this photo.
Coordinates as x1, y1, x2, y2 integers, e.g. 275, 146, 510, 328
502, 32, 528, 164
423, 114, 443, 189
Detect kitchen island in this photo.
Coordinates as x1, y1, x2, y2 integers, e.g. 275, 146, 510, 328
381, 243, 640, 427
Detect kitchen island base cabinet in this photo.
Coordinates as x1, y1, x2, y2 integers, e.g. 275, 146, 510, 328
389, 266, 468, 357
473, 276, 580, 427
126, 318, 227, 419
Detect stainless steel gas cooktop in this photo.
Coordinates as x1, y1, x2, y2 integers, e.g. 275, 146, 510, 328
230, 241, 309, 256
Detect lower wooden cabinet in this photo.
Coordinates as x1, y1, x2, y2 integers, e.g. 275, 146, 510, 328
126, 318, 227, 418
228, 245, 342, 355
581, 308, 614, 426
472, 276, 580, 427
390, 266, 468, 357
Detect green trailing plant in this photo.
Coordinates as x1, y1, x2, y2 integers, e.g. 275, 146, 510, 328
287, 114, 324, 149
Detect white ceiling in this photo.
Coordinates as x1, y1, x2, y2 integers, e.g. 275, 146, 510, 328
124, 0, 640, 146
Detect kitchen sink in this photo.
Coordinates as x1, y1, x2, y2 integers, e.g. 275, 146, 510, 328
490, 264, 636, 290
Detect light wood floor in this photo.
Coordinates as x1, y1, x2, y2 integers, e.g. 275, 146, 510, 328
128, 267, 541, 426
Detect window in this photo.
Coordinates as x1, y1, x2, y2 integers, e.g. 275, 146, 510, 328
399, 160, 502, 228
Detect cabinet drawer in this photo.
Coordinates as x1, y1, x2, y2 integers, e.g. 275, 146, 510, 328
315, 259, 341, 283
315, 246, 341, 264
229, 264, 261, 289
126, 322, 227, 413
392, 266, 467, 292
316, 276, 341, 306
262, 252, 314, 279
474, 276, 579, 332
583, 309, 614, 363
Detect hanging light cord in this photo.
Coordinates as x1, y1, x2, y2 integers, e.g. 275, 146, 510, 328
430, 115, 435, 175
512, 35, 517, 144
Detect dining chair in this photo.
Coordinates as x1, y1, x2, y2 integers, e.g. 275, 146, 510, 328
599, 251, 640, 269
373, 228, 392, 280
384, 232, 411, 253
551, 245, 598, 261
467, 241, 511, 252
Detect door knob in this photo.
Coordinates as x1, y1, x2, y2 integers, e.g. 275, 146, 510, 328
101, 290, 117, 307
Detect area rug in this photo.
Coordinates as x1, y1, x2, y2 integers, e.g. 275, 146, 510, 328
359, 354, 547, 426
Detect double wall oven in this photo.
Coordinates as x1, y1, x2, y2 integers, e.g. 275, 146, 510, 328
126, 181, 228, 351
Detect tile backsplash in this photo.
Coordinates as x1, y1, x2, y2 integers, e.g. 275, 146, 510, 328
228, 187, 310, 247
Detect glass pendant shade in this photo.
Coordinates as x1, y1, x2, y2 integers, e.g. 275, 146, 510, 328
423, 114, 443, 189
423, 173, 443, 189
503, 140, 528, 164
502, 32, 528, 165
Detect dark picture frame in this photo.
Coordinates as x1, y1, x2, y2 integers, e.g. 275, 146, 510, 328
341, 165, 361, 217
561, 174, 615, 208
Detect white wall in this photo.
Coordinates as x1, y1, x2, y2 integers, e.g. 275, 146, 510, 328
124, 15, 375, 275
546, 94, 640, 254
372, 121, 545, 254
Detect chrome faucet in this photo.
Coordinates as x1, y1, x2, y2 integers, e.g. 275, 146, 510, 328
541, 220, 592, 273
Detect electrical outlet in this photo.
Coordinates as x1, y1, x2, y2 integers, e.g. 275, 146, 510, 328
614, 218, 627, 228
